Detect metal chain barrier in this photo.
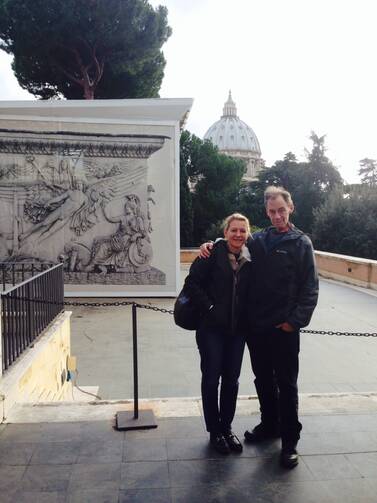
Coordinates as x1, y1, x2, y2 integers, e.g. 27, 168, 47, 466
131, 302, 174, 315
64, 299, 376, 337
5, 295, 377, 337
301, 328, 377, 337
64, 300, 135, 308
64, 299, 174, 314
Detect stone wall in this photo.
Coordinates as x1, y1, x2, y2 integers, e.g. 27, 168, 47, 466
0, 311, 72, 420
315, 251, 377, 291
0, 99, 193, 296
180, 249, 377, 291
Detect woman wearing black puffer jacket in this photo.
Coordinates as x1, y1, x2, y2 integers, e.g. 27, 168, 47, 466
184, 213, 252, 455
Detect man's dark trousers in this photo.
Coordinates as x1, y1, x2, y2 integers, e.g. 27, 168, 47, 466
247, 327, 302, 443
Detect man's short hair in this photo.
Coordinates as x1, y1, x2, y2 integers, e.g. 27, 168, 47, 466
264, 186, 293, 207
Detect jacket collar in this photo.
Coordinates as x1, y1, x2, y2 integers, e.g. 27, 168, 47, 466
239, 244, 251, 262
257, 224, 304, 240
253, 224, 304, 253
215, 240, 251, 274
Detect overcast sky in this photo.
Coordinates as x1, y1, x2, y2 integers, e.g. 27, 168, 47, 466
1, 0, 376, 183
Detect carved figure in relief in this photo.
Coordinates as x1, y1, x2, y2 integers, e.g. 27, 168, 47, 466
0, 130, 168, 286
0, 144, 162, 282
61, 242, 91, 273
19, 178, 89, 243
84, 194, 150, 274
18, 157, 145, 251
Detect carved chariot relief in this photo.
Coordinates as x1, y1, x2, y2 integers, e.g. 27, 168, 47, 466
0, 129, 168, 286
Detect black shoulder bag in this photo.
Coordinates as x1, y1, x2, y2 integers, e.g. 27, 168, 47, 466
173, 286, 203, 331
174, 253, 214, 331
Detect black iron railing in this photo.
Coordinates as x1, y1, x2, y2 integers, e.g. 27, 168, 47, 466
0, 263, 64, 372
0, 262, 56, 292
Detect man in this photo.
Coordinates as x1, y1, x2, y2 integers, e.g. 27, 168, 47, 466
200, 186, 319, 468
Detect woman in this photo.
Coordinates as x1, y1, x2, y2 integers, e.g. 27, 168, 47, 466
184, 213, 251, 454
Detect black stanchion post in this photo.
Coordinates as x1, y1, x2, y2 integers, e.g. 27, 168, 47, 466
132, 302, 138, 419
116, 303, 157, 430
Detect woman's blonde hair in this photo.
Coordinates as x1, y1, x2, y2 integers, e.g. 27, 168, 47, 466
223, 213, 250, 233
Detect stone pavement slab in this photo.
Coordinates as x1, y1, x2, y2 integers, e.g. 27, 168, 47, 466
2, 401, 377, 502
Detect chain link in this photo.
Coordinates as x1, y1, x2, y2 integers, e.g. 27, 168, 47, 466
132, 302, 174, 315
3, 295, 375, 336
301, 329, 377, 337
64, 299, 174, 314
64, 300, 134, 308
64, 300, 376, 336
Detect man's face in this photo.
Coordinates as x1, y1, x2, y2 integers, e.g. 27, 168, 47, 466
266, 195, 293, 232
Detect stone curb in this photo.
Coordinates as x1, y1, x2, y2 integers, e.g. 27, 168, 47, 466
5, 391, 377, 423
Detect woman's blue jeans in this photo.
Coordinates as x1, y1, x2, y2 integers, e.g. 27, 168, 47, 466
196, 327, 245, 434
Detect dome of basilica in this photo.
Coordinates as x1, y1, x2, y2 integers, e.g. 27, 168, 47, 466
203, 91, 262, 181
204, 91, 261, 155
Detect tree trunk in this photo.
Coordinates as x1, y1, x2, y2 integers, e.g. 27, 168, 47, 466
83, 84, 95, 99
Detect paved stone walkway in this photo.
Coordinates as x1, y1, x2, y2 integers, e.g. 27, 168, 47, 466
70, 278, 377, 400
2, 277, 376, 501
2, 406, 377, 502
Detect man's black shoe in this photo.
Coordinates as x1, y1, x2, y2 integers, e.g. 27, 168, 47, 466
223, 431, 243, 453
280, 446, 299, 469
244, 423, 280, 443
210, 434, 230, 455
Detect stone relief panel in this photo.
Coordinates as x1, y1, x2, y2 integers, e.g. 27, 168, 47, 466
0, 129, 169, 288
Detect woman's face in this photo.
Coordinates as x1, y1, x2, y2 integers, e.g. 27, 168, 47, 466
224, 219, 248, 252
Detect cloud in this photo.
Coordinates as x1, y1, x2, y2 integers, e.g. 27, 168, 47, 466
0, 52, 33, 101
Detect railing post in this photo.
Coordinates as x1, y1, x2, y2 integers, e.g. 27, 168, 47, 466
26, 282, 33, 345
116, 302, 157, 431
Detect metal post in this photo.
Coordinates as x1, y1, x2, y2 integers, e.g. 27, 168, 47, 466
0, 296, 2, 377
115, 303, 157, 431
27, 281, 34, 344
132, 303, 139, 419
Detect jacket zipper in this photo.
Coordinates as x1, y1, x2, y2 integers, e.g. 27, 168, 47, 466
231, 259, 247, 336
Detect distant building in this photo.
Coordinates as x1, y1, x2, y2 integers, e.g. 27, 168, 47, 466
204, 91, 263, 181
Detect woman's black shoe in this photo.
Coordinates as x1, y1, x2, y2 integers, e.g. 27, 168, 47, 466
210, 434, 230, 455
224, 431, 243, 453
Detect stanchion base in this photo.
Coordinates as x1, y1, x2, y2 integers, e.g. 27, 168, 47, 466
115, 409, 158, 431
